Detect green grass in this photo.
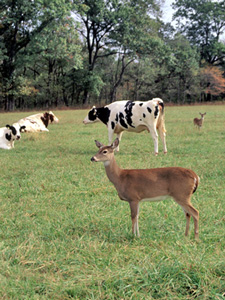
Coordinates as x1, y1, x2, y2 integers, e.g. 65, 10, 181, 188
0, 105, 224, 299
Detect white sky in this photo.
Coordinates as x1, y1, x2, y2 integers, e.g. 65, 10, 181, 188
161, 0, 175, 23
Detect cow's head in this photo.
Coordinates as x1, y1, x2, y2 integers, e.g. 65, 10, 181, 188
41, 111, 59, 128
48, 111, 59, 123
83, 106, 99, 124
5, 124, 26, 141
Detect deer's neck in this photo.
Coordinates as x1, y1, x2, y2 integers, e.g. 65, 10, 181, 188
104, 157, 122, 187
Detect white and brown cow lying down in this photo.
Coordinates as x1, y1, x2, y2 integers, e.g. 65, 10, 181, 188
0, 124, 26, 150
83, 98, 167, 155
16, 111, 59, 132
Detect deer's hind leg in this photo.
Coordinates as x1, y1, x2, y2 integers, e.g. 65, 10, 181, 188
182, 203, 199, 239
183, 210, 191, 236
176, 197, 199, 239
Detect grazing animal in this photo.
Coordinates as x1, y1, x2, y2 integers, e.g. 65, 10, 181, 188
83, 98, 167, 155
193, 112, 206, 129
0, 124, 26, 149
16, 111, 59, 132
91, 138, 200, 239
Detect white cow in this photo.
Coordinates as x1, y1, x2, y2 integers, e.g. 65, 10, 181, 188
16, 111, 59, 132
0, 124, 26, 149
83, 98, 167, 155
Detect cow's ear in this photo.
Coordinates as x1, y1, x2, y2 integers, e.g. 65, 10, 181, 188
92, 106, 97, 115
10, 125, 17, 135
20, 125, 26, 132
6, 124, 11, 129
95, 140, 104, 148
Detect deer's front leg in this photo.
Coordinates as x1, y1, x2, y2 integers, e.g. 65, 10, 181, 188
129, 201, 140, 237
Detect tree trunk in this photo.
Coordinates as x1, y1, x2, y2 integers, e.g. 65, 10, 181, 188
2, 60, 15, 111
109, 56, 134, 103
83, 89, 89, 105
109, 87, 117, 103
4, 94, 14, 111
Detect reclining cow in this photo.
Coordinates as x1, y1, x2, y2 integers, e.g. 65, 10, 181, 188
16, 111, 59, 132
0, 124, 26, 149
83, 98, 167, 155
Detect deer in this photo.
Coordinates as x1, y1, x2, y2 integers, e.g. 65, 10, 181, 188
193, 112, 206, 129
91, 138, 200, 239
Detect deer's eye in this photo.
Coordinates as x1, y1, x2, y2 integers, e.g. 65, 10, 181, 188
103, 150, 108, 154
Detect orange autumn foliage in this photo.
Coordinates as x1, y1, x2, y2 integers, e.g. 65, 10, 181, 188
201, 66, 225, 96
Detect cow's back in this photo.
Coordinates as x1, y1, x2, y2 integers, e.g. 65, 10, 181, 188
106, 99, 161, 131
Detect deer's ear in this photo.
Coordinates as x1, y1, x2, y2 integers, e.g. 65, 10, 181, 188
111, 138, 119, 150
95, 140, 104, 148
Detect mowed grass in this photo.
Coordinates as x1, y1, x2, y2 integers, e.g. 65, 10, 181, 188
0, 105, 224, 299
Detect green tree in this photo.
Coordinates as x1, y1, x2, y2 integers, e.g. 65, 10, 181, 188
23, 16, 83, 108
73, 0, 161, 104
0, 0, 72, 110
165, 34, 200, 103
172, 0, 225, 65
120, 34, 200, 103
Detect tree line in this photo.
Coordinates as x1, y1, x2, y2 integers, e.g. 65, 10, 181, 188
0, 0, 225, 111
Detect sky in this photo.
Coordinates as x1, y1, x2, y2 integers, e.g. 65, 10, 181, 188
161, 0, 175, 23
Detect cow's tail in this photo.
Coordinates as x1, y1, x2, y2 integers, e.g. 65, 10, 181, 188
156, 99, 166, 133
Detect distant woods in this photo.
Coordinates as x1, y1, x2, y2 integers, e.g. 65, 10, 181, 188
0, 0, 225, 111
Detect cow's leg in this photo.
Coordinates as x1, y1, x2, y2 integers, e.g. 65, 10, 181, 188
158, 126, 167, 154
108, 128, 115, 146
0, 144, 11, 150
156, 114, 167, 154
115, 132, 123, 152
148, 125, 158, 155
41, 127, 49, 132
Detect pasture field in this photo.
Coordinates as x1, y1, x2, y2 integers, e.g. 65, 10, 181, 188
0, 105, 224, 299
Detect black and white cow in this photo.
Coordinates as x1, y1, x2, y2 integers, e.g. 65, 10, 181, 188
16, 111, 59, 132
0, 124, 26, 149
83, 98, 167, 155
